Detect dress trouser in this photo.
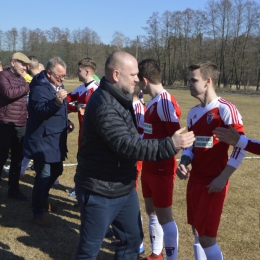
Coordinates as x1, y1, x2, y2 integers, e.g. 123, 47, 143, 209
75, 186, 143, 260
0, 124, 25, 193
32, 161, 63, 218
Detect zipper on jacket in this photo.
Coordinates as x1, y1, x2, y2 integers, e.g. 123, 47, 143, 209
118, 161, 120, 167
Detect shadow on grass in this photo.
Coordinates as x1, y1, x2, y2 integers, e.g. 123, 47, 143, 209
0, 174, 116, 260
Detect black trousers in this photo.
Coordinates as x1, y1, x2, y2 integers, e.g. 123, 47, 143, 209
0, 124, 26, 193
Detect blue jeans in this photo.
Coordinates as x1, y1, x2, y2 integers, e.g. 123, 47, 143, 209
32, 161, 63, 218
75, 186, 143, 260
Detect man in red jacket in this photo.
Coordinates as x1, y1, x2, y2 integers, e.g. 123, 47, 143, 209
0, 52, 31, 200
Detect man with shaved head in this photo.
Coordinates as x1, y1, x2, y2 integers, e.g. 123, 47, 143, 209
74, 50, 195, 259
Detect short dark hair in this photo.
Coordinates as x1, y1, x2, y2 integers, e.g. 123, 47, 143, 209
138, 59, 161, 84
78, 58, 97, 72
188, 61, 220, 87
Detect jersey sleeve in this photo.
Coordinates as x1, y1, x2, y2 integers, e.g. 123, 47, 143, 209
67, 92, 77, 113
220, 102, 246, 168
157, 96, 181, 136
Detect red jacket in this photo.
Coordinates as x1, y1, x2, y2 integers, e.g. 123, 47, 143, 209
0, 69, 29, 126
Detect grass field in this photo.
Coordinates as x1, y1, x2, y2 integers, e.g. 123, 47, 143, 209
0, 79, 260, 259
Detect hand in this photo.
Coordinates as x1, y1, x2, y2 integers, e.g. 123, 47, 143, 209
172, 127, 195, 151
67, 121, 75, 134
207, 175, 227, 194
212, 125, 240, 146
176, 164, 190, 180
77, 104, 86, 116
55, 89, 67, 105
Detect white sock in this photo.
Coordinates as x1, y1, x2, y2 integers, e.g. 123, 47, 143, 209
162, 221, 178, 260
204, 243, 223, 260
139, 216, 144, 250
193, 235, 206, 260
149, 215, 163, 255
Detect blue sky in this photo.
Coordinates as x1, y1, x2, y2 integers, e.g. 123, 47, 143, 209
2, 0, 210, 44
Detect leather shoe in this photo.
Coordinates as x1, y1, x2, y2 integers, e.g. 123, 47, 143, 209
33, 215, 51, 227
44, 201, 58, 212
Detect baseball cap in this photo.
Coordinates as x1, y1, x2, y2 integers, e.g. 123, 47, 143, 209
12, 52, 31, 64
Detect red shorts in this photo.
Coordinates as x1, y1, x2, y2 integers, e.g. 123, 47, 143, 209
187, 179, 229, 237
135, 161, 142, 191
141, 172, 175, 208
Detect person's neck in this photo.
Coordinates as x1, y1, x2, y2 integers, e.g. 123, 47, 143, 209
133, 95, 139, 102
149, 83, 164, 99
9, 67, 20, 76
83, 75, 94, 85
197, 88, 218, 107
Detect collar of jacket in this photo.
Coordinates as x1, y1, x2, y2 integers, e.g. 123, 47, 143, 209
99, 76, 133, 109
30, 70, 64, 91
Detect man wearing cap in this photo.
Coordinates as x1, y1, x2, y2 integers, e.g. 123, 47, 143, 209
0, 52, 31, 200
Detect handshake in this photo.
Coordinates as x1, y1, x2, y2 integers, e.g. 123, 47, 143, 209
171, 127, 195, 151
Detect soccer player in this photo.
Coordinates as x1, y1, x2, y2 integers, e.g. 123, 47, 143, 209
67, 58, 99, 149
177, 62, 246, 260
137, 59, 181, 260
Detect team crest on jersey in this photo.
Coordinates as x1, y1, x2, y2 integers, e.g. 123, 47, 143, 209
149, 105, 155, 115
85, 91, 90, 97
165, 247, 175, 256
193, 114, 197, 119
207, 113, 214, 124
150, 235, 155, 243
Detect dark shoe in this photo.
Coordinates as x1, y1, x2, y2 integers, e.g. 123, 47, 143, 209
33, 215, 51, 227
137, 251, 163, 260
7, 191, 28, 201
44, 201, 58, 212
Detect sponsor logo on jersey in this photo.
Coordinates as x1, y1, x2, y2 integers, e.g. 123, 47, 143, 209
165, 247, 175, 257
149, 105, 155, 115
150, 234, 155, 243
144, 123, 152, 134
207, 113, 214, 124
194, 136, 213, 148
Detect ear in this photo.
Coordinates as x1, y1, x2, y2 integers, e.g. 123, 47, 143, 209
46, 70, 51, 79
205, 77, 211, 87
143, 77, 149, 86
10, 60, 15, 67
112, 70, 120, 82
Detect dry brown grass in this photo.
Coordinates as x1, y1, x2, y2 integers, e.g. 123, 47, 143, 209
0, 79, 259, 259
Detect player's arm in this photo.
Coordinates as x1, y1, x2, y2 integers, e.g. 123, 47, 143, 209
176, 147, 193, 180
214, 125, 260, 155
208, 105, 246, 193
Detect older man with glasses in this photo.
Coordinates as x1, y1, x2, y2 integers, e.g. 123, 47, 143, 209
0, 52, 31, 200
23, 57, 74, 227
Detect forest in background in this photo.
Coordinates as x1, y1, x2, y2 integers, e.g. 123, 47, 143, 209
1, 0, 260, 90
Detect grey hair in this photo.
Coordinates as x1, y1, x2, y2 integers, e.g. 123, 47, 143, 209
46, 57, 67, 71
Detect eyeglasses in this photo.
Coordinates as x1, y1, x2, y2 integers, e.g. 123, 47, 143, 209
50, 70, 66, 79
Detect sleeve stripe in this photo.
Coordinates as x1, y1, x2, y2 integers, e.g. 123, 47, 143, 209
231, 146, 241, 159
219, 98, 239, 124
161, 92, 171, 122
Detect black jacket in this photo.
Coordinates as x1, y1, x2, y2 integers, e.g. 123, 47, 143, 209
74, 77, 177, 198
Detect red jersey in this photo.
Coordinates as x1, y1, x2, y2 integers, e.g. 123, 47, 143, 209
67, 80, 99, 148
182, 97, 246, 184
142, 90, 181, 175
133, 99, 146, 135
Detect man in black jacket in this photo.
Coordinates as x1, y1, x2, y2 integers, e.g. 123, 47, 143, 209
74, 50, 195, 260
